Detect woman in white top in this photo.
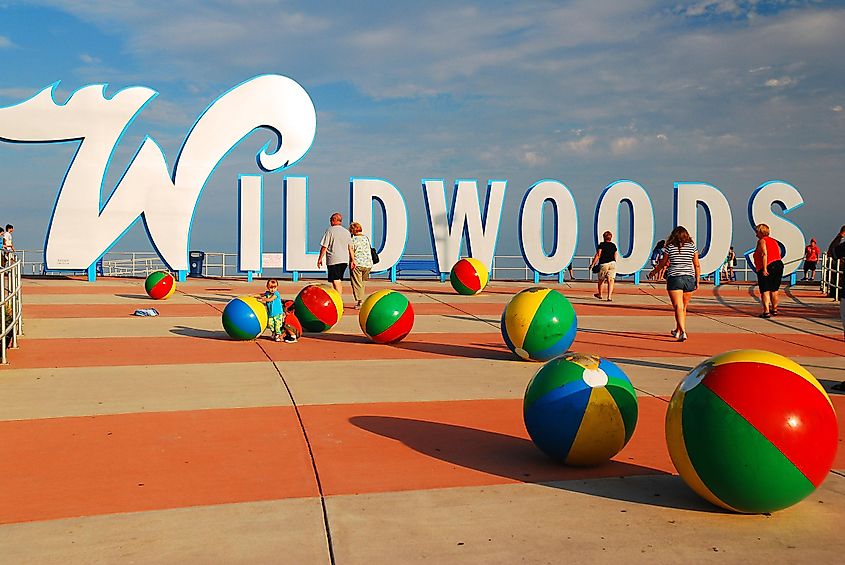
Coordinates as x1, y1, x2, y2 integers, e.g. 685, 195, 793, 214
348, 222, 375, 308
648, 226, 700, 342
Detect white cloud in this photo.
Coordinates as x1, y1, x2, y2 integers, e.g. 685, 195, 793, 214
78, 53, 101, 65
764, 76, 796, 88
0, 35, 13, 48
611, 136, 639, 155
518, 150, 547, 167
833, 105, 843, 112
565, 136, 597, 155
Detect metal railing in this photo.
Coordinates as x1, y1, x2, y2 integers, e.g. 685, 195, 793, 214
820, 253, 842, 301
1, 252, 23, 364
12, 249, 795, 285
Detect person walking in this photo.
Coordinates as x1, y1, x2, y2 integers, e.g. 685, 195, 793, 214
802, 238, 821, 281
317, 212, 353, 299
348, 222, 374, 308
648, 226, 700, 342
589, 231, 618, 301
650, 240, 666, 280
753, 223, 784, 318
725, 246, 737, 281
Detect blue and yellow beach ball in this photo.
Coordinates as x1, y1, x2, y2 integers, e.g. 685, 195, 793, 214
524, 353, 638, 466
666, 350, 839, 513
501, 287, 577, 361
222, 296, 268, 340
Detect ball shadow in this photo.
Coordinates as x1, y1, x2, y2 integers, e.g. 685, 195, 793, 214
169, 326, 232, 341
350, 415, 720, 513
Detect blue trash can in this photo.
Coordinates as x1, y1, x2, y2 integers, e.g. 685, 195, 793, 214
189, 251, 205, 277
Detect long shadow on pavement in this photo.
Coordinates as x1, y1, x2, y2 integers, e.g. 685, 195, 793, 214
308, 332, 516, 360
170, 326, 232, 340
351, 416, 719, 513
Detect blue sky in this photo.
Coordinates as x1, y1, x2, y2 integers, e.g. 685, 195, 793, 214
1, 0, 844, 260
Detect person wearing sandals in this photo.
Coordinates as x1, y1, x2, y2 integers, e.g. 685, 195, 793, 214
589, 230, 618, 301
348, 222, 374, 308
648, 226, 700, 342
753, 223, 784, 318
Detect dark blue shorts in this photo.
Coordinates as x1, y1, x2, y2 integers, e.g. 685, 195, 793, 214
327, 263, 348, 281
666, 275, 696, 292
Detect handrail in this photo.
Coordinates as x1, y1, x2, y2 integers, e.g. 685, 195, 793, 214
820, 253, 842, 302
12, 249, 806, 285
1, 251, 23, 364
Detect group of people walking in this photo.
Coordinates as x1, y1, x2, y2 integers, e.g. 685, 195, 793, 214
589, 222, 820, 342
317, 212, 375, 308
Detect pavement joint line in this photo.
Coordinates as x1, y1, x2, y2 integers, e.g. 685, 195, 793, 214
638, 284, 844, 357
176, 288, 337, 565
397, 281, 501, 330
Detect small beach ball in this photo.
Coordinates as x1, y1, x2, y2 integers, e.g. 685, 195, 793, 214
666, 350, 839, 513
144, 270, 176, 300
449, 258, 489, 295
222, 296, 268, 340
294, 284, 343, 332
524, 353, 638, 466
501, 287, 577, 361
359, 289, 414, 344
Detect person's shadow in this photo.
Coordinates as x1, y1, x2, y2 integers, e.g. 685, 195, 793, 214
350, 416, 721, 512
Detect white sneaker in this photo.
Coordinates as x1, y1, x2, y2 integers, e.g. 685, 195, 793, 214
677, 332, 687, 342
670, 329, 679, 338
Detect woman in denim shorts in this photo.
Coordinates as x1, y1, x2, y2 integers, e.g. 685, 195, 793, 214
648, 226, 700, 342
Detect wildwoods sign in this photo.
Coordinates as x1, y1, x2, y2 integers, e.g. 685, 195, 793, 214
0, 74, 806, 280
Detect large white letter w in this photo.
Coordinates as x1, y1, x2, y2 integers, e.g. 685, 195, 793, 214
0, 75, 316, 271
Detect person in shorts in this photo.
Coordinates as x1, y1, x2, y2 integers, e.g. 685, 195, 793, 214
589, 231, 618, 301
317, 212, 353, 299
648, 226, 700, 342
802, 238, 820, 281
753, 223, 784, 318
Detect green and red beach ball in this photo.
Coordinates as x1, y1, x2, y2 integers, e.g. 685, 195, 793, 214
666, 349, 838, 513
294, 284, 343, 332
359, 289, 414, 344
449, 258, 489, 295
144, 270, 176, 300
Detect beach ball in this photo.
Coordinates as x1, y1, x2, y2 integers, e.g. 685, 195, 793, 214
501, 287, 577, 361
666, 350, 839, 513
450, 258, 489, 295
359, 289, 414, 344
144, 270, 176, 300
294, 284, 343, 332
524, 353, 638, 466
222, 296, 268, 340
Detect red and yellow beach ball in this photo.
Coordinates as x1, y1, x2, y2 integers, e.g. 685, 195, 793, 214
294, 284, 343, 332
449, 258, 489, 295
359, 289, 414, 344
144, 270, 176, 300
666, 350, 839, 513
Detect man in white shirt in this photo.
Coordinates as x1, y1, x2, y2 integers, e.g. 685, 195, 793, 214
317, 213, 353, 297
1, 224, 12, 266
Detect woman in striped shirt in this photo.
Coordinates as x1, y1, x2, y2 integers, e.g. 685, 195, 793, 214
648, 226, 701, 342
